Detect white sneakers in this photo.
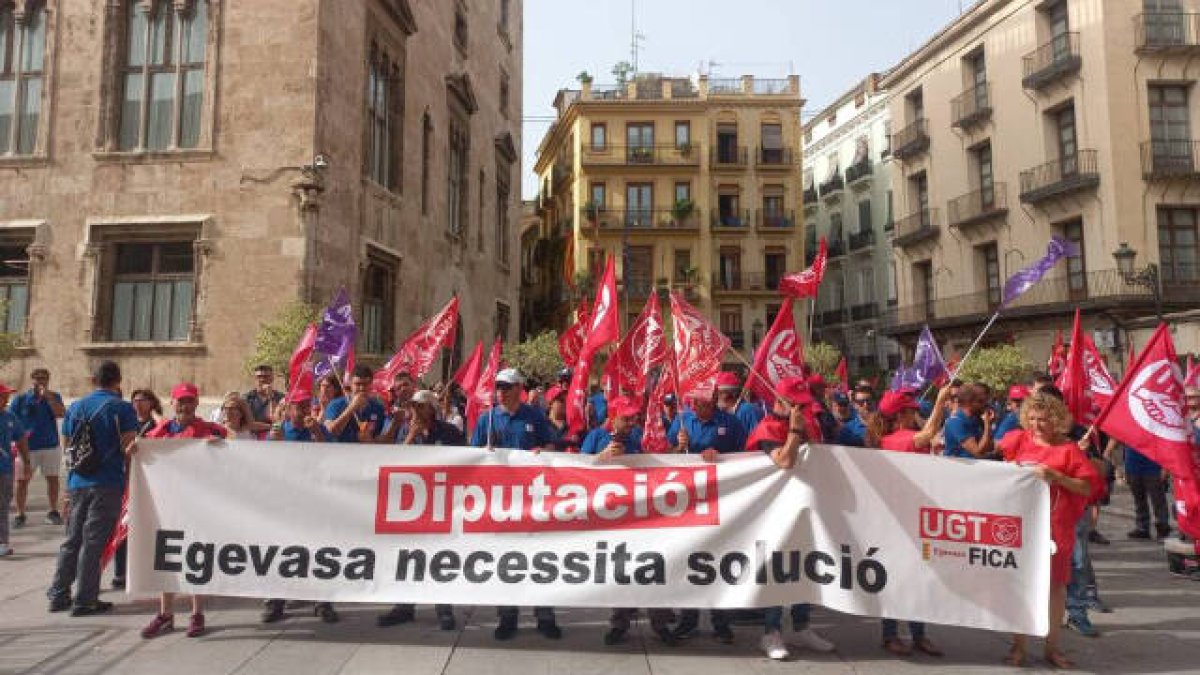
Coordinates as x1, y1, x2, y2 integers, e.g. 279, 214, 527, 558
761, 631, 790, 660
0, 544, 13, 557
794, 627, 836, 653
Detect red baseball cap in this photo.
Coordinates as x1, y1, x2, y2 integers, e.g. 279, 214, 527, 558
806, 373, 826, 388
0, 383, 15, 395
171, 382, 200, 401
777, 377, 815, 406
715, 371, 741, 390
609, 396, 641, 419
878, 390, 920, 417
1008, 385, 1031, 401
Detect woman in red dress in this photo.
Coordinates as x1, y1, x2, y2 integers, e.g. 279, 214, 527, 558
998, 391, 1101, 669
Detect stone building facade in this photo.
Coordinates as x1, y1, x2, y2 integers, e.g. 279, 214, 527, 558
0, 0, 523, 395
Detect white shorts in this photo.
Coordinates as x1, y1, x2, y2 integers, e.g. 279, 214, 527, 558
18, 447, 62, 478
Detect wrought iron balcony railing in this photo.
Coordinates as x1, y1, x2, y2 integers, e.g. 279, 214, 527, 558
948, 183, 1009, 228
1140, 140, 1200, 179
1022, 33, 1082, 90
891, 118, 930, 160
1019, 150, 1099, 204
951, 83, 992, 128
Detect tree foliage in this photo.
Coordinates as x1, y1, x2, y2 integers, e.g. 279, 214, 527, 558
954, 344, 1034, 393
805, 342, 843, 382
244, 300, 320, 376
504, 331, 563, 384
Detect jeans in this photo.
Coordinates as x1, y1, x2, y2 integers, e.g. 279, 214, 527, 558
47, 486, 122, 606
0, 473, 12, 543
1066, 512, 1092, 620
763, 603, 812, 633
677, 608, 732, 630
497, 606, 555, 622
1128, 473, 1170, 532
881, 619, 926, 639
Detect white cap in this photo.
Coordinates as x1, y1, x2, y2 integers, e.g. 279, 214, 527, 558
411, 390, 438, 406
496, 368, 525, 385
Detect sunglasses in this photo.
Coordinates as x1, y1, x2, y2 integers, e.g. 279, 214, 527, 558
496, 382, 515, 391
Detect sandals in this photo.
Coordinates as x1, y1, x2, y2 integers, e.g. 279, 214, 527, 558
883, 637, 912, 656
1004, 647, 1026, 667
1044, 651, 1075, 669
913, 637, 944, 657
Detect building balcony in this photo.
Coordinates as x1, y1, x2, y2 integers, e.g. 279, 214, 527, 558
584, 207, 702, 233
1135, 13, 1200, 53
581, 144, 700, 167
712, 272, 785, 295
819, 172, 845, 202
1019, 150, 1100, 204
756, 210, 796, 232
757, 147, 796, 168
891, 118, 930, 161
803, 187, 819, 206
848, 228, 876, 252
820, 309, 847, 326
951, 83, 992, 129
710, 209, 752, 231
1140, 140, 1200, 179
1022, 33, 1082, 90
850, 303, 879, 321
846, 159, 872, 189
623, 276, 655, 300
892, 209, 940, 248
948, 183, 1009, 230
827, 237, 847, 258
710, 145, 749, 169
724, 330, 746, 350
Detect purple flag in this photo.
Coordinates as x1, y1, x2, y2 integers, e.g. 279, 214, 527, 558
313, 288, 356, 378
889, 364, 925, 392
1001, 236, 1079, 307
912, 325, 947, 384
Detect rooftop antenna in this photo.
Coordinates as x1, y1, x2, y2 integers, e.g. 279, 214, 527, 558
631, 0, 645, 73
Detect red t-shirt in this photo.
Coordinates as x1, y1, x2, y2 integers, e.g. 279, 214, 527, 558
879, 428, 921, 453
146, 418, 228, 439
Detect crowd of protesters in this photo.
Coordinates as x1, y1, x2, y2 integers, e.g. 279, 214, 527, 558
2, 358, 1199, 669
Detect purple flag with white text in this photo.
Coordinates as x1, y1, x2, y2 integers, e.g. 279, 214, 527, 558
313, 288, 356, 378
912, 325, 947, 385
1001, 236, 1079, 307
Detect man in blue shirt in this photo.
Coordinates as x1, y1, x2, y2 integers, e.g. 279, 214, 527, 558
11, 368, 66, 528
716, 371, 764, 434
942, 383, 994, 459
47, 361, 138, 616
269, 395, 328, 443
1124, 446, 1170, 539
470, 368, 561, 640
587, 385, 608, 429
580, 396, 643, 457
993, 385, 1029, 443
323, 365, 387, 443
668, 391, 747, 459
0, 382, 32, 557
831, 392, 867, 447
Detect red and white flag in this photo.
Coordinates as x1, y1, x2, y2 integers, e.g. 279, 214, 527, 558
641, 355, 677, 454
1186, 354, 1199, 388
669, 290, 730, 401
835, 357, 849, 394
452, 341, 485, 391
1047, 329, 1066, 379
747, 298, 805, 405
1058, 310, 1090, 425
284, 323, 318, 404
604, 292, 665, 397
465, 341, 503, 435
567, 257, 620, 432
557, 299, 591, 366
1094, 323, 1200, 540
1081, 334, 1117, 412
780, 237, 827, 299
372, 297, 460, 393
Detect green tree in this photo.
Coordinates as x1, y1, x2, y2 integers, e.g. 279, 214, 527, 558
805, 342, 843, 382
612, 61, 633, 86
504, 331, 564, 384
955, 344, 1034, 393
244, 300, 320, 377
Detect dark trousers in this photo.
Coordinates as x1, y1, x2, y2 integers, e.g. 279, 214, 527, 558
113, 540, 127, 580
677, 608, 731, 630
1128, 473, 1169, 532
497, 606, 555, 622
610, 607, 674, 630
48, 487, 122, 607
394, 602, 454, 617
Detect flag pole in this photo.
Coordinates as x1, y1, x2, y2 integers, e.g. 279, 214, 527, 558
726, 345, 785, 402
949, 310, 1002, 381
807, 298, 816, 344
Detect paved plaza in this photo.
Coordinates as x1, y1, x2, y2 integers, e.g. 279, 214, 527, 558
2, 487, 1198, 675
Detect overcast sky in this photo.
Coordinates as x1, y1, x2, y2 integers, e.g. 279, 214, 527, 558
521, 0, 970, 197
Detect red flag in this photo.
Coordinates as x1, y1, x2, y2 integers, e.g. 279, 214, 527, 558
371, 297, 460, 393
641, 355, 678, 454
558, 299, 591, 365
1081, 334, 1117, 412
603, 292, 665, 397
1058, 310, 1089, 425
835, 357, 849, 393
100, 489, 129, 571
1095, 324, 1200, 539
1048, 329, 1066, 379
670, 290, 730, 400
1186, 354, 1199, 388
780, 237, 827, 299
747, 297, 805, 405
466, 341, 503, 435
452, 341, 485, 391
566, 257, 621, 432
285, 323, 318, 404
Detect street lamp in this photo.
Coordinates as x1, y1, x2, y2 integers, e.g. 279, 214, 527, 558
1112, 242, 1163, 322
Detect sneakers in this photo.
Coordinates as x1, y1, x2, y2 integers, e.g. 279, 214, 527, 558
1157, 526, 1173, 540
376, 605, 415, 627
0, 543, 12, 557
494, 617, 518, 641
794, 627, 835, 652
186, 613, 206, 638
1088, 530, 1110, 545
12, 514, 26, 529
261, 599, 285, 624
438, 613, 457, 631
70, 601, 114, 617
314, 603, 339, 624
651, 622, 678, 646
141, 613, 175, 639
45, 511, 63, 526
1128, 528, 1151, 539
761, 631, 789, 660
1065, 614, 1100, 637
536, 619, 563, 640
671, 618, 700, 640
713, 624, 735, 644
48, 595, 72, 612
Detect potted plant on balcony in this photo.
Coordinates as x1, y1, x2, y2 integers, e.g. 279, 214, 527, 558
576, 71, 593, 85
630, 146, 654, 163
583, 201, 600, 224
676, 141, 693, 157
672, 198, 695, 226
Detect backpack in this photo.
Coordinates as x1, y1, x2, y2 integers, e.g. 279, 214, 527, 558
65, 400, 116, 476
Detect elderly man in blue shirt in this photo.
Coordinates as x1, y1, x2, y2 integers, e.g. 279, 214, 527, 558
470, 368, 562, 641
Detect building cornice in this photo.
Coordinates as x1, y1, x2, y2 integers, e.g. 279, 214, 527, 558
879, 0, 1017, 90
803, 98, 890, 164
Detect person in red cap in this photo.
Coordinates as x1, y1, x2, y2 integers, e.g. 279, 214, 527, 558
716, 371, 765, 434
741, 376, 837, 660
993, 384, 1030, 443
804, 372, 838, 442
141, 382, 227, 640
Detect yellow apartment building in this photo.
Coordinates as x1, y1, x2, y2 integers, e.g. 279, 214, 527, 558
531, 74, 805, 360
880, 0, 1200, 367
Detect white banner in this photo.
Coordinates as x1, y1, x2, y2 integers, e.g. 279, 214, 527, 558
129, 440, 1050, 635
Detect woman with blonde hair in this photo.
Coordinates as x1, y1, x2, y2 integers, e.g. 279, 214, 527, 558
217, 392, 259, 439
998, 390, 1103, 669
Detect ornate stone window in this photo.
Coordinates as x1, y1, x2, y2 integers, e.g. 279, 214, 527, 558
365, 42, 404, 192
445, 74, 476, 238
0, 0, 50, 158
360, 251, 397, 355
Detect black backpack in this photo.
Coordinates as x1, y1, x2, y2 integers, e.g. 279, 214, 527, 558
65, 401, 115, 476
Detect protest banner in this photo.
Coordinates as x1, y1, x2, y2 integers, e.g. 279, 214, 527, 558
129, 440, 1050, 635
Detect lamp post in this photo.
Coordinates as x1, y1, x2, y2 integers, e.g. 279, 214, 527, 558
1112, 242, 1162, 322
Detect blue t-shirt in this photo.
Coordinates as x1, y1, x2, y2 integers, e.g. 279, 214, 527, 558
0, 409, 27, 475
590, 392, 608, 426
323, 396, 387, 443
943, 409, 983, 459
470, 404, 554, 450
994, 411, 1022, 442
62, 390, 138, 490
280, 419, 316, 442
1124, 447, 1162, 476
580, 426, 643, 455
10, 389, 61, 451
835, 410, 867, 447
668, 410, 746, 454
734, 401, 765, 435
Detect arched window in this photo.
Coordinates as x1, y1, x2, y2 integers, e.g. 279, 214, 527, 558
119, 0, 208, 151
366, 42, 404, 191
0, 1, 47, 156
